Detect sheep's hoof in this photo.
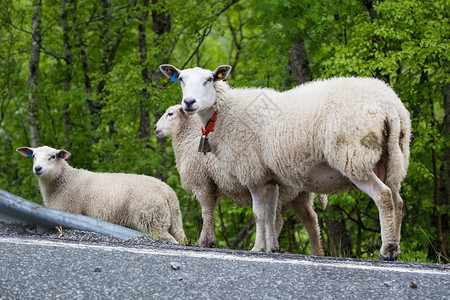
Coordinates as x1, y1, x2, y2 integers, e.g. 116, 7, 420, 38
266, 248, 279, 253
379, 243, 400, 261
250, 245, 265, 252
265, 245, 280, 253
197, 239, 216, 248
378, 254, 397, 261
312, 249, 325, 256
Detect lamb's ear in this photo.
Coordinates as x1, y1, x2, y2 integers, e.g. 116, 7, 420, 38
17, 147, 34, 158
57, 149, 71, 160
176, 105, 185, 114
213, 65, 232, 81
160, 65, 181, 80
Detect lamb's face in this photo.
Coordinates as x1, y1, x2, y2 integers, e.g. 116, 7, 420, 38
160, 65, 231, 115
154, 105, 184, 138
16, 146, 70, 179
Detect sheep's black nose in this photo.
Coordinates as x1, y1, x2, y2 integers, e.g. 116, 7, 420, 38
183, 97, 196, 106
34, 166, 42, 172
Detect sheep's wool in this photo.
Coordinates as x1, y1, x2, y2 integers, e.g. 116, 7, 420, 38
155, 105, 327, 254
27, 146, 185, 244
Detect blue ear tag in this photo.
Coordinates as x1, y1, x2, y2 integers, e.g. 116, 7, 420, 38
170, 73, 178, 83
27, 150, 32, 158
59, 152, 65, 158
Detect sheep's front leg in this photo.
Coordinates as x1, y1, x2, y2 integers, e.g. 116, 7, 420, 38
264, 183, 280, 252
351, 172, 399, 261
247, 183, 266, 252
196, 193, 220, 248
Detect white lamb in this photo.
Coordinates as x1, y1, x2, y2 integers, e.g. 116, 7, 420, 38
159, 65, 411, 260
16, 146, 186, 244
154, 105, 328, 255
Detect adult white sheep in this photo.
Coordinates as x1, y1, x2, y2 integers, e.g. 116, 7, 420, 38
154, 105, 328, 254
16, 146, 186, 244
159, 65, 411, 261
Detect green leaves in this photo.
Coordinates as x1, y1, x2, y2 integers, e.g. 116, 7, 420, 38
0, 0, 447, 262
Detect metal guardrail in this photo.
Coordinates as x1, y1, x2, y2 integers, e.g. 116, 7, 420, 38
0, 188, 144, 240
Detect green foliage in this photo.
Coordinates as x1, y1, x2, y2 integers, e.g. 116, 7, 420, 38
0, 0, 448, 264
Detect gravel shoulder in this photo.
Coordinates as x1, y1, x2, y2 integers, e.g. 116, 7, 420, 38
0, 220, 163, 246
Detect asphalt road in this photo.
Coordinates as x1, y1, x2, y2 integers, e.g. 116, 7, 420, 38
0, 237, 448, 299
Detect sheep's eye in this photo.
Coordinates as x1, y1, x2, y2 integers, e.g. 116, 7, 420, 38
50, 155, 55, 160
168, 112, 173, 117
204, 78, 213, 85
178, 77, 183, 82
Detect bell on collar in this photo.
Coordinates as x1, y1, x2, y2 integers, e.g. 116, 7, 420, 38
198, 135, 211, 154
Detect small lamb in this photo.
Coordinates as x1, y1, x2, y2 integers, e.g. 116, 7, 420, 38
17, 146, 185, 244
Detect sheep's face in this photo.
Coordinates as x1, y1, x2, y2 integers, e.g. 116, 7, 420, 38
160, 65, 231, 115
154, 105, 184, 138
16, 146, 71, 179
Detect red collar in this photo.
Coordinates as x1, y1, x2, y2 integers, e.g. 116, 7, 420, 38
201, 110, 218, 136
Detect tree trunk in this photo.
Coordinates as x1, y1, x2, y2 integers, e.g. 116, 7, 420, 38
356, 203, 362, 258
324, 205, 353, 257
151, 0, 171, 35
138, 0, 150, 139
89, 0, 132, 131
61, 0, 74, 148
151, 1, 171, 179
74, 23, 96, 135
419, 71, 449, 263
28, 0, 42, 148
437, 81, 450, 263
361, 0, 380, 21
285, 39, 312, 88
285, 38, 352, 257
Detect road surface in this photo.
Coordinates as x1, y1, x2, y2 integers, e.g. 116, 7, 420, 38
1, 236, 448, 299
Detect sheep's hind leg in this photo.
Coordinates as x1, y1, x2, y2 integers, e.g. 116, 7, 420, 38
351, 172, 399, 261
392, 191, 403, 251
247, 183, 266, 252
264, 183, 280, 252
138, 207, 177, 244
291, 192, 324, 256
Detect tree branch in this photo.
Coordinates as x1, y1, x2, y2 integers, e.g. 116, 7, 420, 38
83, 1, 136, 24
181, 0, 239, 69
4, 17, 65, 60
218, 204, 231, 248
215, 0, 239, 18
181, 25, 213, 69
335, 204, 379, 233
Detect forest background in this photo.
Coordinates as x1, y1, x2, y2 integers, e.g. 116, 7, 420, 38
0, 0, 448, 263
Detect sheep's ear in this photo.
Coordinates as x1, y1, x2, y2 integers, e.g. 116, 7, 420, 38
17, 147, 33, 158
213, 65, 232, 81
160, 65, 181, 82
58, 150, 71, 160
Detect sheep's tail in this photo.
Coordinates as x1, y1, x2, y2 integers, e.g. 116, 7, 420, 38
384, 107, 411, 192
166, 189, 186, 244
